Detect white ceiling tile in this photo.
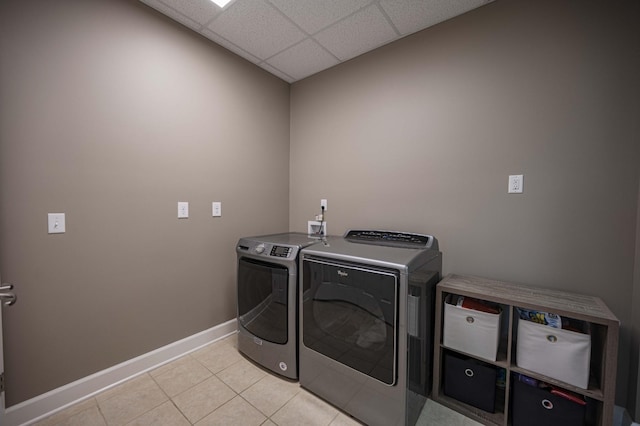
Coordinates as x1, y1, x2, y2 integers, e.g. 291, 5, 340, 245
268, 0, 372, 34
380, 0, 492, 35
202, 29, 262, 63
266, 39, 339, 80
314, 4, 397, 61
139, 0, 496, 83
162, 0, 222, 26
140, 0, 202, 31
208, 0, 306, 60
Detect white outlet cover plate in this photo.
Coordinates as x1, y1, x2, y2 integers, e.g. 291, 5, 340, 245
508, 175, 523, 194
48, 213, 66, 233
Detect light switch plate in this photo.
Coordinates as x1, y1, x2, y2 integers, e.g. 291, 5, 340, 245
178, 202, 189, 218
48, 213, 66, 234
212, 202, 222, 217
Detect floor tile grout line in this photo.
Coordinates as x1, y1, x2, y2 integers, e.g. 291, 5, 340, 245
150, 358, 198, 423
111, 373, 172, 426
145, 346, 245, 425
95, 399, 109, 426
168, 398, 195, 426
155, 352, 194, 424
145, 373, 192, 426
265, 389, 304, 425
237, 388, 287, 424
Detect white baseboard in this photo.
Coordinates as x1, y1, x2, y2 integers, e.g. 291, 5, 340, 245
5, 319, 237, 426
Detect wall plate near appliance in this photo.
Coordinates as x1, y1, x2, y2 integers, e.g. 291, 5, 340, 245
307, 221, 326, 236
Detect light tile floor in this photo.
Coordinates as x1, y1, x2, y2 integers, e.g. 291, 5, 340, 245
34, 334, 480, 426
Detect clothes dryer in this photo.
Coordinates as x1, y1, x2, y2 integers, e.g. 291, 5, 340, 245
299, 230, 442, 425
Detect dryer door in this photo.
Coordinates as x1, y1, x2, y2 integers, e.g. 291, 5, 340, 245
302, 257, 398, 385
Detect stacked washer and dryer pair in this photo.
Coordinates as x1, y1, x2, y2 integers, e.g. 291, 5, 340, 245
236, 231, 442, 426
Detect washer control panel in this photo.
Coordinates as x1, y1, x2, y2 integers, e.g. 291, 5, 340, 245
237, 233, 320, 261
269, 245, 292, 258
237, 243, 294, 258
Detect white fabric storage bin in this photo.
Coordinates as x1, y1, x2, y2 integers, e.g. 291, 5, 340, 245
443, 296, 501, 361
516, 319, 591, 389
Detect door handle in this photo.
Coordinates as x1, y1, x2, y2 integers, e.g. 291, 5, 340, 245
0, 282, 16, 306
0, 292, 16, 306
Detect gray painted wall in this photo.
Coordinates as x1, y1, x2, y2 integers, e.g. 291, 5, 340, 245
289, 0, 639, 408
2, 0, 640, 418
0, 0, 290, 406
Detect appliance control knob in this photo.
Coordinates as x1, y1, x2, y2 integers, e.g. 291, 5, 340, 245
255, 244, 265, 254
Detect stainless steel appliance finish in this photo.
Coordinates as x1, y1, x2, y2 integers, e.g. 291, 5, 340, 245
236, 232, 322, 380
299, 230, 442, 426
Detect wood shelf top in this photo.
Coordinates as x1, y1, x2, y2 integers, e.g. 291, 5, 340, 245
438, 274, 619, 325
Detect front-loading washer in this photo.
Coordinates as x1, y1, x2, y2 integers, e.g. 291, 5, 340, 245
236, 232, 323, 379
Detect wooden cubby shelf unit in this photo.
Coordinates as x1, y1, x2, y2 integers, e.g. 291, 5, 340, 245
431, 274, 619, 426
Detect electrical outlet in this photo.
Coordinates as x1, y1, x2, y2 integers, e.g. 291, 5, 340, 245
320, 199, 327, 211
508, 175, 523, 194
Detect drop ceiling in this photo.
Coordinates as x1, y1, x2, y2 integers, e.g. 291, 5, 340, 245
139, 0, 495, 83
